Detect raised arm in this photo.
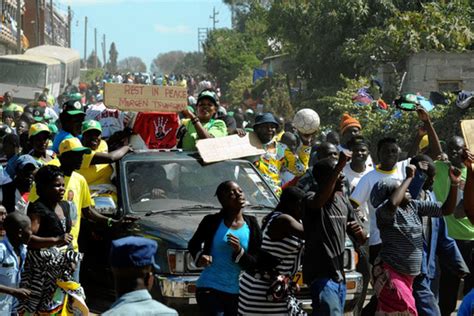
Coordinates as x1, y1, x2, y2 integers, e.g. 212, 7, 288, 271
416, 106, 443, 160
385, 165, 417, 213
90, 145, 132, 165
308, 152, 351, 209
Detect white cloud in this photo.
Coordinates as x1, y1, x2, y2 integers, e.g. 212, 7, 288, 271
153, 24, 192, 34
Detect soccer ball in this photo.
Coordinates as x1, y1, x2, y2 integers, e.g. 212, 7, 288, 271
293, 108, 320, 134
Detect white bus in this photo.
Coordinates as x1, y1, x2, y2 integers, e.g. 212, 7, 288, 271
25, 45, 81, 91
0, 55, 62, 104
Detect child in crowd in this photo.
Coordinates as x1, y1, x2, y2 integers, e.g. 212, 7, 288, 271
0, 212, 32, 315
370, 164, 461, 315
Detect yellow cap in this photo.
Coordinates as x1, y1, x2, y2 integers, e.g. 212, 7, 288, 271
29, 123, 51, 138
59, 137, 91, 156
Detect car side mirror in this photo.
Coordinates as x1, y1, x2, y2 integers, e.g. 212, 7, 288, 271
93, 196, 117, 216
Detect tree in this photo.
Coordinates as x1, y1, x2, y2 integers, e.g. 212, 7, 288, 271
107, 42, 118, 73
266, 0, 474, 94
203, 2, 269, 91
174, 52, 205, 75
118, 57, 147, 73
86, 51, 102, 69
150, 51, 186, 74
343, 1, 474, 75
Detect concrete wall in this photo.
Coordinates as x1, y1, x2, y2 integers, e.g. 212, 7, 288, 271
401, 51, 474, 96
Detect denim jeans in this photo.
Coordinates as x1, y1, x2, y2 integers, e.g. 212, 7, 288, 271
195, 287, 238, 316
413, 274, 441, 316
310, 278, 346, 316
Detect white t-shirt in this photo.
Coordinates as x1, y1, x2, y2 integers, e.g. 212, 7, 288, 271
343, 164, 371, 193
350, 159, 409, 245
85, 103, 126, 138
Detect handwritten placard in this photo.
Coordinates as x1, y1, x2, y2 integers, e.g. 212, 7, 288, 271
196, 133, 265, 163
461, 120, 474, 150
104, 83, 187, 112
461, 120, 474, 171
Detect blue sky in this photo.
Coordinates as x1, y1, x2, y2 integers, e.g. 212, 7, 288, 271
56, 0, 232, 70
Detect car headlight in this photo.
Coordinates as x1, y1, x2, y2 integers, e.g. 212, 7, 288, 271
167, 249, 202, 274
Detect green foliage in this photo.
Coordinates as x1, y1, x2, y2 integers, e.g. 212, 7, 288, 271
309, 77, 474, 158
80, 68, 104, 83
257, 74, 294, 119
174, 52, 205, 75
344, 1, 474, 75
86, 51, 102, 69
226, 67, 254, 107
267, 0, 474, 93
203, 2, 269, 91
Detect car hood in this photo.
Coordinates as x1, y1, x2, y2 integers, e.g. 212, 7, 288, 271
132, 211, 267, 249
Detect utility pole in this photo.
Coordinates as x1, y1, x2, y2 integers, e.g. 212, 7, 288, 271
209, 7, 219, 30
16, 0, 21, 53
197, 28, 208, 53
230, 0, 235, 29
84, 16, 87, 69
50, 0, 54, 45
102, 34, 107, 70
67, 6, 72, 48
94, 27, 98, 68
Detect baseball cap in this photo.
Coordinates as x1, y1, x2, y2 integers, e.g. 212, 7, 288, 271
59, 138, 91, 156
29, 123, 51, 138
14, 155, 40, 172
197, 90, 218, 106
253, 113, 280, 128
62, 100, 85, 116
81, 120, 102, 134
109, 236, 160, 270
32, 107, 45, 122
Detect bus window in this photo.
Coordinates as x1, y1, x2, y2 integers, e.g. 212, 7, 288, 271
0, 60, 46, 88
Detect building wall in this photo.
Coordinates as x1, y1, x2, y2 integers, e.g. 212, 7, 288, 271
401, 51, 474, 95
23, 0, 68, 48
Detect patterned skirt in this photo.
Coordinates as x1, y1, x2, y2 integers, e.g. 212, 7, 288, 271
19, 247, 83, 314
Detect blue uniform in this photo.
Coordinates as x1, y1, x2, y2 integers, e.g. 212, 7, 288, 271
102, 289, 178, 316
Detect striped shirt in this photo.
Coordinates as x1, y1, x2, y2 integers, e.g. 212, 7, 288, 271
238, 212, 304, 315
376, 199, 443, 275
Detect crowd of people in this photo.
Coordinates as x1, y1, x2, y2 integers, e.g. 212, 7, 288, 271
0, 78, 472, 316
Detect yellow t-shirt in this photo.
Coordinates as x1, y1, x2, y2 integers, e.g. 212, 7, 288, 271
78, 140, 113, 186
29, 171, 93, 251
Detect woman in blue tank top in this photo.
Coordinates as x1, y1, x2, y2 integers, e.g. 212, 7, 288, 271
189, 180, 262, 316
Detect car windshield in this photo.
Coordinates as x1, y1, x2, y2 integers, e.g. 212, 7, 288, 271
124, 158, 278, 213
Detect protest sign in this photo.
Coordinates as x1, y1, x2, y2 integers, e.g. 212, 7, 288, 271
103, 83, 187, 112
461, 119, 474, 171
461, 120, 474, 150
196, 133, 265, 163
